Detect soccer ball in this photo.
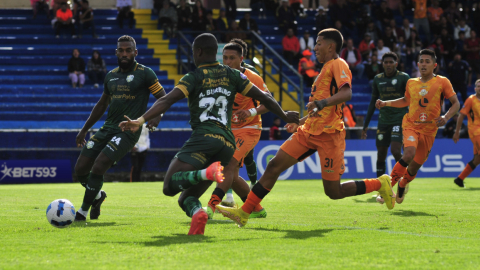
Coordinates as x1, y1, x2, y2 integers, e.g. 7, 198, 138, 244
46, 199, 76, 228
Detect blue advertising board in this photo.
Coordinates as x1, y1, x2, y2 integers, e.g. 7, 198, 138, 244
239, 139, 477, 180
0, 160, 72, 184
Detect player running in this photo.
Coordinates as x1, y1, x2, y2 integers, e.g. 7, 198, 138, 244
216, 28, 396, 228
203, 42, 269, 220
376, 49, 460, 206
453, 79, 480, 187
362, 52, 410, 177
74, 35, 165, 221
119, 33, 298, 235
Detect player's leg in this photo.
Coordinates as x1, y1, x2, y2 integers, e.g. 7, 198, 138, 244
177, 181, 213, 235
376, 146, 389, 177
455, 136, 480, 187
390, 124, 403, 162
74, 154, 95, 188
375, 123, 391, 177
244, 149, 258, 187
231, 171, 267, 218
390, 129, 419, 187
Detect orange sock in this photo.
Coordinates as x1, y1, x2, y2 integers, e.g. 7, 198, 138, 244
208, 194, 221, 212
391, 159, 408, 187
364, 179, 382, 193
399, 170, 416, 188
241, 192, 262, 214
253, 204, 264, 212
459, 163, 475, 180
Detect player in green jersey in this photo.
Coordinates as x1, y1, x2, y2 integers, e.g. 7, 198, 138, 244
73, 35, 166, 221
119, 33, 299, 235
362, 52, 410, 177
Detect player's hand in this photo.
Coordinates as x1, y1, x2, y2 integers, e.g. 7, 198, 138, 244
375, 99, 386, 109
235, 109, 251, 120
452, 132, 460, 144
435, 115, 448, 127
361, 130, 367, 139
75, 130, 87, 147
146, 115, 162, 131
119, 115, 141, 133
306, 102, 318, 116
284, 111, 299, 124
285, 123, 299, 133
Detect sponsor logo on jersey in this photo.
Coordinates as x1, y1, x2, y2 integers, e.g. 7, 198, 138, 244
325, 169, 335, 173
126, 75, 134, 82
379, 82, 387, 84
378, 134, 383, 141
392, 79, 397, 85
86, 141, 94, 149
407, 136, 415, 142
420, 113, 428, 121
109, 78, 119, 81
340, 70, 348, 78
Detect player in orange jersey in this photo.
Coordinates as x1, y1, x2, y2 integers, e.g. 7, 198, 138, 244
203, 42, 269, 219
376, 49, 460, 205
453, 79, 480, 187
216, 28, 397, 227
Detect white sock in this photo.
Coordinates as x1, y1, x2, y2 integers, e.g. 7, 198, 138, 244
78, 209, 88, 217
95, 191, 102, 200
226, 193, 234, 201
200, 169, 207, 180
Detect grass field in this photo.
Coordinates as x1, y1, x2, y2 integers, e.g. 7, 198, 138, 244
1, 178, 480, 269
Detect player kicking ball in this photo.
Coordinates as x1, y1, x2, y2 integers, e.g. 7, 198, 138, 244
216, 28, 396, 228
376, 49, 460, 205
453, 79, 480, 187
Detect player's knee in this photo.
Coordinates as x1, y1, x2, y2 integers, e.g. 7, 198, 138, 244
163, 185, 175, 197
324, 190, 342, 200
264, 157, 283, 176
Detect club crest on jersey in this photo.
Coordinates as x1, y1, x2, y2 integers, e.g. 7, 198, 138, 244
419, 88, 428, 96
378, 134, 383, 141
392, 79, 397, 85
86, 141, 94, 149
419, 113, 428, 121
240, 73, 247, 80
126, 75, 134, 82
232, 114, 239, 123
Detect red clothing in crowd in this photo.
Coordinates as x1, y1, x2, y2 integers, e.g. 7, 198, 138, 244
282, 35, 300, 53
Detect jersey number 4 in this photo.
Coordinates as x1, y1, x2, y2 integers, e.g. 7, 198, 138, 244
199, 96, 228, 125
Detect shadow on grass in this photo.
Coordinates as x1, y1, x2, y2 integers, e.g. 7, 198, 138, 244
460, 187, 480, 191
143, 234, 215, 246
352, 197, 378, 204
390, 210, 437, 217
70, 222, 119, 227
249, 227, 334, 239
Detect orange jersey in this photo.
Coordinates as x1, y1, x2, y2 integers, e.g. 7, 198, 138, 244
231, 68, 269, 129
402, 75, 456, 136
460, 94, 480, 138
300, 58, 352, 135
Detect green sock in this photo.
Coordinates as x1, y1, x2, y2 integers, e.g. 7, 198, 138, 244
77, 172, 90, 188
81, 173, 104, 211
227, 188, 233, 195
245, 157, 258, 185
182, 196, 202, 217
169, 170, 205, 194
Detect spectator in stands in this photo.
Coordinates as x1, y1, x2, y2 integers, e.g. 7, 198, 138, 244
341, 38, 365, 79
239, 13, 259, 34
282, 28, 300, 65
55, 2, 76, 38
250, 0, 267, 19
309, 0, 319, 10
455, 31, 466, 58
298, 49, 319, 86
389, 19, 404, 40
440, 28, 455, 62
87, 50, 107, 88
429, 37, 445, 73
436, 17, 453, 37
444, 1, 461, 27
116, 0, 134, 29
52, 0, 68, 15
465, 30, 480, 80
314, 6, 327, 31
299, 30, 314, 52
406, 29, 422, 63
159, 0, 177, 38
427, 0, 443, 36
374, 39, 390, 61
68, 49, 85, 88
191, 0, 207, 31
277, 0, 297, 34
77, 0, 97, 39
401, 18, 413, 40
365, 21, 380, 43
387, 0, 404, 16
31, 0, 50, 19
461, 5, 473, 26
216, 8, 229, 31
130, 124, 150, 182
365, 53, 383, 82
413, 0, 430, 44
328, 0, 355, 30
454, 19, 471, 40
290, 0, 306, 18
72, 0, 82, 21
343, 103, 357, 139
333, 20, 351, 40
269, 117, 282, 140
225, 21, 246, 42
176, 0, 191, 30
443, 113, 468, 138
395, 36, 407, 71
223, 0, 237, 20
205, 12, 216, 32
359, 33, 375, 61
448, 53, 472, 103
375, 1, 393, 32
383, 26, 397, 51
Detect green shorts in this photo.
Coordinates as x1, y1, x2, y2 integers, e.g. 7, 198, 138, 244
376, 122, 403, 147
80, 126, 138, 162
175, 132, 236, 170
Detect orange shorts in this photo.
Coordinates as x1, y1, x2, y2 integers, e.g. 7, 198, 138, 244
280, 128, 345, 181
403, 129, 436, 165
471, 135, 480, 155
233, 128, 261, 166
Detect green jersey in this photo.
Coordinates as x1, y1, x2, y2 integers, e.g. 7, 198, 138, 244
364, 70, 410, 128
175, 61, 254, 145
242, 62, 260, 75
103, 61, 163, 135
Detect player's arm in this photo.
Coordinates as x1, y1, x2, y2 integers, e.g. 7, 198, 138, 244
285, 115, 308, 133
376, 95, 410, 109
306, 84, 352, 115
76, 92, 111, 147
436, 94, 460, 127
119, 88, 185, 133
453, 112, 466, 144
362, 78, 380, 139
244, 85, 299, 124
145, 88, 167, 131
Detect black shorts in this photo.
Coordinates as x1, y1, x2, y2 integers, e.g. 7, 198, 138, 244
376, 122, 403, 147
80, 126, 138, 162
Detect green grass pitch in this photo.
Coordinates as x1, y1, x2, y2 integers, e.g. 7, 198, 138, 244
1, 178, 480, 269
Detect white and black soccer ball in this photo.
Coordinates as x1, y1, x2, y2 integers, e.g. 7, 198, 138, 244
46, 199, 76, 228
